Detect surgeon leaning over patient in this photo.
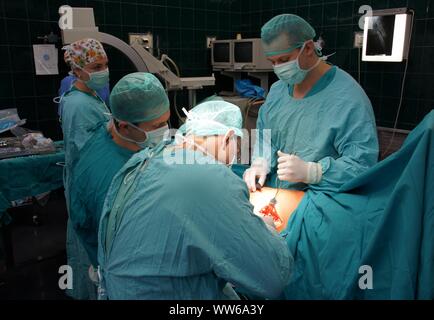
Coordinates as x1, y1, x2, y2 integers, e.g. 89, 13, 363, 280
244, 14, 379, 192
68, 72, 170, 299
97, 101, 292, 300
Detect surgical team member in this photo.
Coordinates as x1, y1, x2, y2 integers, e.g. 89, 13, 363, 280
68, 73, 170, 298
97, 101, 292, 300
61, 38, 110, 167
60, 38, 111, 299
244, 14, 379, 192
57, 74, 110, 118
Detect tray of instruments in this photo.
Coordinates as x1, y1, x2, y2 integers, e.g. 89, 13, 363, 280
0, 136, 57, 160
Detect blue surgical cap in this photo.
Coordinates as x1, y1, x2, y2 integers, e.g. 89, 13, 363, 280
261, 14, 316, 57
110, 72, 170, 123
179, 101, 243, 138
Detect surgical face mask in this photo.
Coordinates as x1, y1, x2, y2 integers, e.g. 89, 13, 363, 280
132, 123, 170, 149
77, 67, 110, 91
113, 120, 169, 149
273, 43, 321, 86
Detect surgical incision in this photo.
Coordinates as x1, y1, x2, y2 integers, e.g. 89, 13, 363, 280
259, 199, 283, 228
249, 187, 305, 232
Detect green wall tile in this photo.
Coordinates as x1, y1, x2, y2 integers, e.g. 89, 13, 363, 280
1, 0, 433, 138
4, 0, 28, 19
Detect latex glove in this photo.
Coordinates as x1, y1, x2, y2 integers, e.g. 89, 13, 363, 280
277, 151, 322, 184
88, 265, 99, 285
243, 158, 269, 192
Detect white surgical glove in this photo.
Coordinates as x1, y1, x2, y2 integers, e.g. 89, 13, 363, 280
88, 265, 99, 285
277, 151, 322, 184
243, 158, 269, 192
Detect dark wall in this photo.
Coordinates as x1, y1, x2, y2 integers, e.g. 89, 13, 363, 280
241, 0, 434, 130
0, 0, 433, 141
0, 0, 243, 140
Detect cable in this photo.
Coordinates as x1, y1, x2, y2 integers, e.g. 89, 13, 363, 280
381, 59, 408, 158
381, 9, 415, 158
161, 54, 181, 78
272, 151, 296, 201
161, 54, 185, 125
173, 90, 186, 125
244, 98, 255, 128
161, 77, 177, 129
358, 47, 361, 84
244, 98, 264, 128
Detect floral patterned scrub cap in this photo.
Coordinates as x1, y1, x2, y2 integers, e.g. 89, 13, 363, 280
63, 38, 107, 69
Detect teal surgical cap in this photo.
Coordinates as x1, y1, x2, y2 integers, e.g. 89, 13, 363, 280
180, 101, 244, 138
261, 14, 317, 57
110, 72, 170, 123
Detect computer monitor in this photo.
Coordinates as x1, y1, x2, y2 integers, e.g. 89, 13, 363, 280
211, 40, 233, 69
362, 8, 413, 62
233, 39, 272, 71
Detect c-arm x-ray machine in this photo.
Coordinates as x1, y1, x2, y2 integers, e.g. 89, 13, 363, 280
61, 7, 215, 107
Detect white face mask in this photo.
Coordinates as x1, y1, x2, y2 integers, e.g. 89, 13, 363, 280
76, 66, 110, 91
273, 42, 321, 86
133, 123, 170, 149
113, 120, 169, 149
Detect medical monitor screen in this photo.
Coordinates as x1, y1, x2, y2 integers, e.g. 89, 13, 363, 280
213, 43, 230, 63
234, 42, 253, 63
366, 15, 396, 56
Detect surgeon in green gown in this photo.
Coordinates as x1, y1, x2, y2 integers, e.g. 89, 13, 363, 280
59, 38, 112, 300
244, 14, 379, 193
61, 38, 111, 180
67, 72, 170, 299
97, 101, 292, 300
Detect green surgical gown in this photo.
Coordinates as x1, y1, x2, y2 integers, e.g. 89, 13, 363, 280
60, 87, 110, 300
61, 87, 110, 174
253, 66, 379, 192
98, 146, 292, 300
69, 123, 134, 267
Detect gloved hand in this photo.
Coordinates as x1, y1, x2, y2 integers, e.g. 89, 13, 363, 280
243, 158, 269, 192
277, 151, 323, 184
88, 265, 99, 285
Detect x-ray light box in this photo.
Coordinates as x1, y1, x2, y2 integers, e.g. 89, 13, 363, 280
362, 8, 413, 62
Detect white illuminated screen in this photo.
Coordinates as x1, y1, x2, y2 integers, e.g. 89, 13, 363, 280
362, 13, 410, 62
